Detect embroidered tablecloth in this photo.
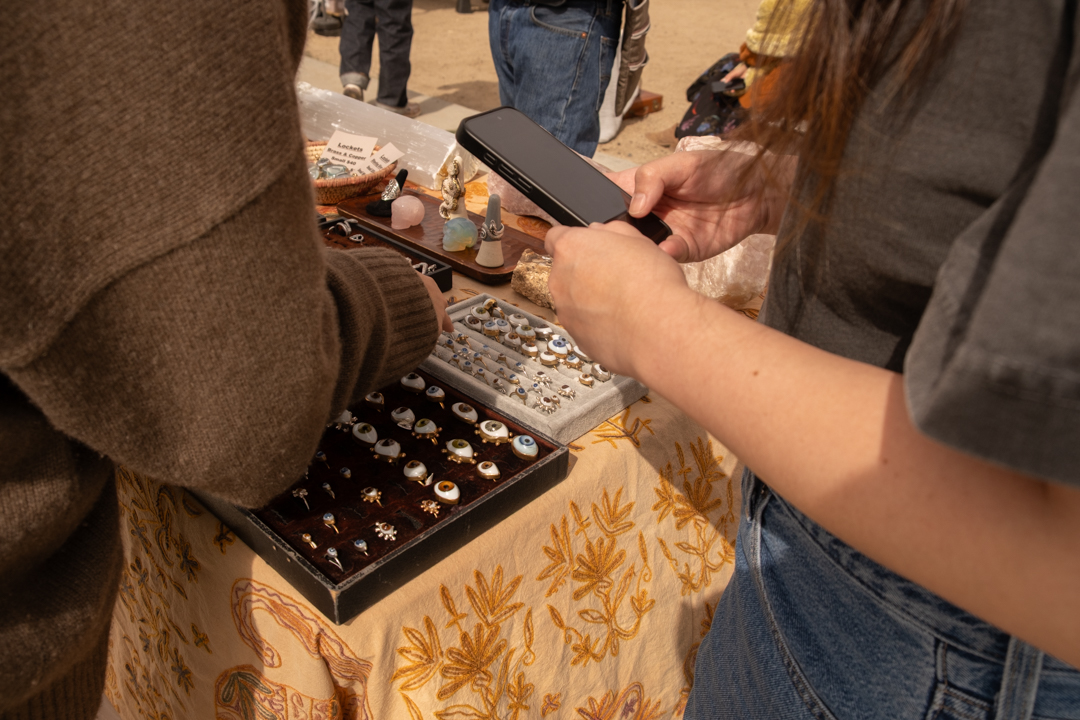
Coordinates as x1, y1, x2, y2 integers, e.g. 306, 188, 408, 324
103, 189, 745, 720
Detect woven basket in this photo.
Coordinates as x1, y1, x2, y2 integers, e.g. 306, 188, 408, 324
306, 141, 397, 205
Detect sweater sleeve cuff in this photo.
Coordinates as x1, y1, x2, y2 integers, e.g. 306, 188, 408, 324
323, 247, 440, 410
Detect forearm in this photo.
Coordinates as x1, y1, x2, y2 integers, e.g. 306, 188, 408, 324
635, 287, 1080, 666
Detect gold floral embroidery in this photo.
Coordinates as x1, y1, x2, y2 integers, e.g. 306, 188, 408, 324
539, 488, 655, 666
541, 693, 561, 717
576, 683, 662, 720
676, 602, 716, 713
653, 439, 736, 595
216, 664, 343, 720
110, 467, 209, 718
213, 522, 236, 554
589, 408, 655, 449
394, 568, 536, 720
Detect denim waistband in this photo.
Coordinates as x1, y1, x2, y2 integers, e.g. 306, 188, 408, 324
744, 469, 1015, 663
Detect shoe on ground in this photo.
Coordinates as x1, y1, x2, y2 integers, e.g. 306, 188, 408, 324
374, 100, 422, 119
311, 12, 342, 36
343, 84, 364, 102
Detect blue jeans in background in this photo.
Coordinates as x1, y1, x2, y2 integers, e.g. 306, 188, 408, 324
685, 470, 1080, 719
488, 0, 623, 157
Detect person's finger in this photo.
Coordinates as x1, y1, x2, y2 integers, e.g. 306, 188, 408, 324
544, 224, 572, 256
658, 235, 692, 262
605, 167, 638, 195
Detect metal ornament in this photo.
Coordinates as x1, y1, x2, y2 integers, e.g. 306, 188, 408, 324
293, 488, 310, 510
434, 480, 461, 504
400, 372, 426, 394
362, 487, 383, 506
512, 434, 539, 460
372, 438, 406, 463
442, 438, 477, 464
421, 499, 440, 517
322, 482, 336, 499
326, 547, 344, 571
323, 512, 339, 533
476, 420, 512, 445
477, 461, 501, 481
353, 539, 369, 555
374, 522, 397, 541
412, 418, 442, 443
302, 533, 317, 549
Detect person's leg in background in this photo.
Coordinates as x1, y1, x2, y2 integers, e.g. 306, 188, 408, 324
372, 0, 419, 116
339, 0, 377, 100
488, 0, 623, 157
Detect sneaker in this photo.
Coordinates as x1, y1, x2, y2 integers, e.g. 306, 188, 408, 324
374, 100, 422, 119
343, 84, 364, 102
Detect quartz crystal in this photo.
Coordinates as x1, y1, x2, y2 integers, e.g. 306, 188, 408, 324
391, 195, 425, 229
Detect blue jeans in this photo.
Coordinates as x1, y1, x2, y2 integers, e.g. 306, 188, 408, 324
339, 0, 413, 108
488, 0, 623, 157
686, 470, 1080, 719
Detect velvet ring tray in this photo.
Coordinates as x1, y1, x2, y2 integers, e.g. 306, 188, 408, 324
195, 367, 568, 624
318, 214, 454, 293
420, 294, 648, 444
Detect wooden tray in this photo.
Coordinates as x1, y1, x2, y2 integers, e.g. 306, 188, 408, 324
318, 215, 454, 292
195, 368, 568, 624
337, 189, 547, 284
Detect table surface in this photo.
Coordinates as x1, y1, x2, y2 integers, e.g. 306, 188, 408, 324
102, 184, 744, 720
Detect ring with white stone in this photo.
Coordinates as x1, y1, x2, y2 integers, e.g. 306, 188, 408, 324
451, 402, 478, 425
476, 420, 511, 445
362, 487, 382, 506
442, 438, 477, 464
511, 435, 539, 460
434, 480, 461, 504
403, 460, 431, 485
477, 461, 500, 481
400, 372, 426, 394
391, 407, 416, 427
372, 438, 405, 463
365, 392, 385, 410
591, 364, 613, 382
412, 418, 441, 443
326, 547, 344, 571
352, 422, 378, 445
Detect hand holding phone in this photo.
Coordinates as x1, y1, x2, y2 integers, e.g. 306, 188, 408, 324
456, 107, 672, 243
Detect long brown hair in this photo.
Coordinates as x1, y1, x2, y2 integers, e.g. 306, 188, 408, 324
737, 0, 970, 234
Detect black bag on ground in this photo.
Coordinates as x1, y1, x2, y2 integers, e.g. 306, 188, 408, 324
675, 52, 746, 139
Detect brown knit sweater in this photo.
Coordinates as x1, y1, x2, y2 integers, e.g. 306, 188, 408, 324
0, 0, 438, 716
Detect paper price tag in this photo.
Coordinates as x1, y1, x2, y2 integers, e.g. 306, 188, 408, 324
318, 131, 378, 172
354, 143, 404, 176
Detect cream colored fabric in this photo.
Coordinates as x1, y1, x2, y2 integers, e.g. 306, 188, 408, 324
103, 363, 741, 719
743, 0, 812, 57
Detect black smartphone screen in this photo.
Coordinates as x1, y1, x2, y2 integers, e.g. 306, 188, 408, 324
456, 107, 671, 242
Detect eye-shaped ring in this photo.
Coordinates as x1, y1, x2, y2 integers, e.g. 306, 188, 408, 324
365, 392, 385, 410
453, 331, 473, 349
361, 487, 383, 506
512, 435, 539, 460
538, 351, 559, 367
477, 461, 501, 481
325, 547, 344, 571
434, 480, 461, 504
372, 438, 405, 463
464, 315, 483, 330
352, 422, 378, 444
494, 319, 511, 334
508, 313, 529, 328
513, 387, 529, 404
400, 372, 426, 394
412, 418, 441, 443
391, 406, 416, 429
426, 385, 446, 408
537, 396, 558, 414
353, 539, 369, 555
403, 459, 431, 485
470, 306, 491, 322
476, 420, 512, 445
578, 373, 595, 387
533, 371, 552, 386
451, 402, 478, 425
547, 338, 570, 358
521, 342, 539, 359
442, 438, 477, 464
483, 320, 501, 338
573, 345, 591, 363
563, 354, 584, 370
516, 324, 536, 340
591, 364, 613, 382
503, 332, 522, 348
532, 325, 554, 341
557, 384, 576, 399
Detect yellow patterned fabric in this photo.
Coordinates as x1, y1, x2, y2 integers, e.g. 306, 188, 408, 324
103, 280, 744, 719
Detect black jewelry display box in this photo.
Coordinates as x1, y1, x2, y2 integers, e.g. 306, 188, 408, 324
195, 368, 569, 624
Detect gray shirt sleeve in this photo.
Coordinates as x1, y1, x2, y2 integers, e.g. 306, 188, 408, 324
904, 22, 1080, 488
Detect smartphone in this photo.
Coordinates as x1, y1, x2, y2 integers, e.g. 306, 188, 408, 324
456, 107, 672, 243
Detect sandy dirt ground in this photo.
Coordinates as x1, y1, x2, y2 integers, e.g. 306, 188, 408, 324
304, 0, 760, 165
